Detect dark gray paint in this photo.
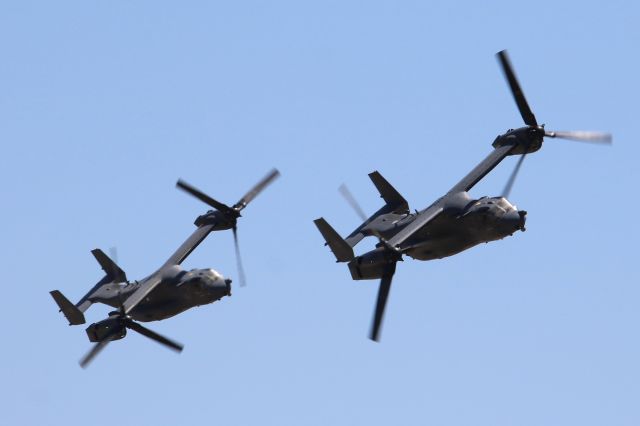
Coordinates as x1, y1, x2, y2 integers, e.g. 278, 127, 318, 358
314, 50, 611, 341
51, 169, 279, 367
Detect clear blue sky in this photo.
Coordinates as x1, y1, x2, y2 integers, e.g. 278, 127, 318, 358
2, 1, 638, 425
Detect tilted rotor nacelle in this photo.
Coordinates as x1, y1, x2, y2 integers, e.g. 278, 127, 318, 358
348, 247, 400, 280
86, 316, 126, 343
194, 210, 237, 229
493, 126, 545, 155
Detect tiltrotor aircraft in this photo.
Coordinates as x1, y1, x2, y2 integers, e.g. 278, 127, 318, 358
314, 50, 611, 342
50, 169, 279, 367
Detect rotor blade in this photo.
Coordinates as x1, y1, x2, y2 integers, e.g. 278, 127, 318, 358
125, 320, 183, 352
338, 184, 367, 222
545, 130, 612, 144
496, 50, 537, 126
176, 179, 234, 214
79, 333, 118, 369
502, 153, 527, 198
233, 168, 280, 212
232, 226, 247, 287
370, 263, 397, 342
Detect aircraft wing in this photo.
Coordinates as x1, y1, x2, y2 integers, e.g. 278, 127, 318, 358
122, 224, 216, 315
386, 205, 444, 249
161, 224, 216, 268
447, 143, 516, 194
122, 274, 163, 315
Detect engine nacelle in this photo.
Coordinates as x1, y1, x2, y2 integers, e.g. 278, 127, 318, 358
492, 126, 544, 155
348, 248, 397, 280
194, 210, 234, 230
85, 317, 126, 343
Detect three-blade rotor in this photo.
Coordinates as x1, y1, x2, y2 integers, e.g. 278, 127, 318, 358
176, 169, 280, 287
496, 50, 611, 197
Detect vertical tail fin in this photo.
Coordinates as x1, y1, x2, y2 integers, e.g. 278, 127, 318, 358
368, 171, 408, 211
91, 249, 127, 283
77, 248, 127, 311
343, 171, 410, 247
313, 218, 354, 262
50, 290, 86, 325
51, 249, 128, 322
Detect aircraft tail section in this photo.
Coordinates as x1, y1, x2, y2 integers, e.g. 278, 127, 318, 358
314, 218, 354, 262
75, 275, 112, 313
368, 171, 408, 211
50, 290, 86, 325
91, 249, 127, 283
344, 171, 410, 246
51, 248, 127, 324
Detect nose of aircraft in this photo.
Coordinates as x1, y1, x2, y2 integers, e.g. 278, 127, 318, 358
209, 275, 231, 297
503, 209, 527, 232
518, 210, 527, 231
199, 269, 232, 297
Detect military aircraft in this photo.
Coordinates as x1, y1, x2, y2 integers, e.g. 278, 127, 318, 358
50, 169, 279, 367
313, 50, 611, 342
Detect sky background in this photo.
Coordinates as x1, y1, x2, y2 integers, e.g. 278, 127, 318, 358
1, 1, 638, 425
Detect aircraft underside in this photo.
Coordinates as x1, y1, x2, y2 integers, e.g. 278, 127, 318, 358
403, 221, 515, 261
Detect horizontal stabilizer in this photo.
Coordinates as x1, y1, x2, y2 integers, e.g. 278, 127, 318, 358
368, 171, 408, 212
91, 249, 127, 283
314, 218, 354, 262
50, 290, 86, 325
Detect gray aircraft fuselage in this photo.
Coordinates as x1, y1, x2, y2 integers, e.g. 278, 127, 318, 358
88, 266, 231, 322
347, 192, 526, 280
361, 193, 524, 259
335, 128, 539, 282
314, 50, 611, 341
52, 169, 281, 366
